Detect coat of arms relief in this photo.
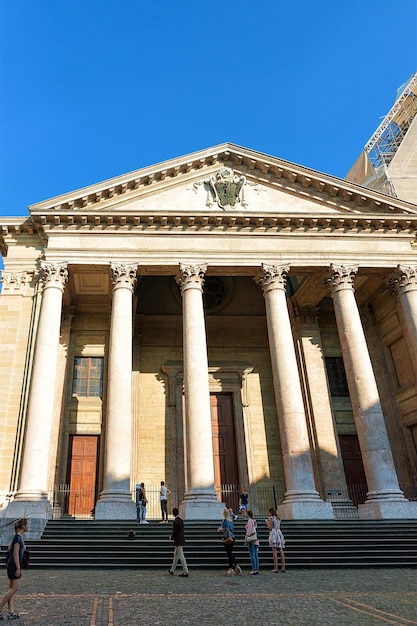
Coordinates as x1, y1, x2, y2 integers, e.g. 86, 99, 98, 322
206, 167, 247, 210
189, 167, 252, 210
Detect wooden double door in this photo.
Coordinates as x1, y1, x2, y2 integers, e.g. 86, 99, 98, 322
67, 435, 99, 517
339, 434, 367, 506
210, 393, 240, 509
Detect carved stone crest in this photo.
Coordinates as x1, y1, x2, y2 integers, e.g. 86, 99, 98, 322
207, 168, 246, 210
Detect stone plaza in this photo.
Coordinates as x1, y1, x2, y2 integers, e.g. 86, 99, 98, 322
1, 566, 416, 625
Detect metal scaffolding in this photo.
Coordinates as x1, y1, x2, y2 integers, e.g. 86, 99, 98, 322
365, 72, 417, 169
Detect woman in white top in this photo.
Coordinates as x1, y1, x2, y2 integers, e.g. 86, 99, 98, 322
266, 507, 286, 573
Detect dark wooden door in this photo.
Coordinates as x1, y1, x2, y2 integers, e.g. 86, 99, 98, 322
67, 435, 98, 516
339, 434, 367, 506
210, 393, 239, 509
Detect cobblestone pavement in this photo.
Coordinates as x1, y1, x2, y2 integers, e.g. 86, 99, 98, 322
0, 567, 416, 625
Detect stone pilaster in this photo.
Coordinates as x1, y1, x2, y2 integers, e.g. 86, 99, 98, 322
95, 263, 137, 519
255, 264, 333, 519
6, 262, 68, 535
388, 265, 417, 382
175, 264, 224, 520
294, 306, 354, 515
326, 264, 417, 519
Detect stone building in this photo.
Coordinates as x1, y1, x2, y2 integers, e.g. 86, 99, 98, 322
1, 75, 417, 536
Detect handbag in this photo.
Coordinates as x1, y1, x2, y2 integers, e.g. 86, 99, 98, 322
245, 520, 258, 543
21, 550, 30, 569
222, 525, 234, 545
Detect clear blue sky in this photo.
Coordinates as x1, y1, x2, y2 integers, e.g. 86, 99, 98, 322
0, 0, 416, 218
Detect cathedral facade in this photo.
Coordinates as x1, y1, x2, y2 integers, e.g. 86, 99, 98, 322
1, 84, 417, 535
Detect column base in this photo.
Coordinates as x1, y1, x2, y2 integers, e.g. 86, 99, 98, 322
95, 499, 137, 520
180, 492, 225, 520
0, 500, 52, 541
358, 500, 417, 519
278, 500, 334, 520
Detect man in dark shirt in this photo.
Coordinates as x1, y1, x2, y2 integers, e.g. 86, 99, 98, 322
168, 507, 189, 577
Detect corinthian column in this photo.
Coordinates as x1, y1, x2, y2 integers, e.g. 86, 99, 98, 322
388, 265, 417, 382
255, 264, 333, 519
176, 264, 224, 520
326, 264, 417, 519
7, 262, 68, 533
95, 263, 137, 519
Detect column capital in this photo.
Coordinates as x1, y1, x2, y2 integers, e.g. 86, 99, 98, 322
294, 306, 320, 327
110, 263, 137, 292
0, 270, 32, 293
175, 263, 207, 293
325, 264, 358, 294
40, 261, 68, 291
388, 264, 417, 296
255, 263, 290, 295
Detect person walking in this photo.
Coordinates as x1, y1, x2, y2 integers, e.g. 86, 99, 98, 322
136, 482, 149, 524
266, 507, 286, 573
159, 481, 171, 524
168, 507, 189, 577
218, 507, 241, 576
0, 517, 29, 621
245, 510, 260, 574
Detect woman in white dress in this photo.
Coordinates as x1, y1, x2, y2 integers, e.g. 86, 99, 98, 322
266, 507, 286, 573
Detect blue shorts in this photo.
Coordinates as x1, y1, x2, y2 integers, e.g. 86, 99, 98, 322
7, 563, 22, 580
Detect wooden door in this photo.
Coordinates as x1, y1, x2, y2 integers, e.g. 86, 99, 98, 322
67, 435, 98, 517
210, 393, 239, 509
339, 434, 367, 506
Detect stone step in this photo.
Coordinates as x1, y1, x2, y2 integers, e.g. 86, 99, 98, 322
3, 519, 417, 569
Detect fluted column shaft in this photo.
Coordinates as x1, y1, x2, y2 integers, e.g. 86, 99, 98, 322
389, 265, 417, 382
256, 265, 333, 520
326, 264, 405, 502
96, 264, 137, 518
15, 261, 68, 500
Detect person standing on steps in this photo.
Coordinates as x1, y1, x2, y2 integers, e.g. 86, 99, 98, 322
168, 507, 189, 577
245, 510, 260, 575
0, 517, 29, 621
239, 487, 249, 517
218, 507, 241, 576
266, 507, 286, 573
136, 482, 149, 524
159, 480, 171, 524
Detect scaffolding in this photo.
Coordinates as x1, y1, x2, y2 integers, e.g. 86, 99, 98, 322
364, 72, 417, 169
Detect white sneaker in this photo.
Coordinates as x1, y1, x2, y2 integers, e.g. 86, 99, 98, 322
143, 520, 149, 524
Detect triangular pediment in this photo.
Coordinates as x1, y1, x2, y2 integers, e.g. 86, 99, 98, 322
28, 143, 417, 219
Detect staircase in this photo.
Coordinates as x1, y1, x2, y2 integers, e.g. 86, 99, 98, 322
3, 518, 417, 569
